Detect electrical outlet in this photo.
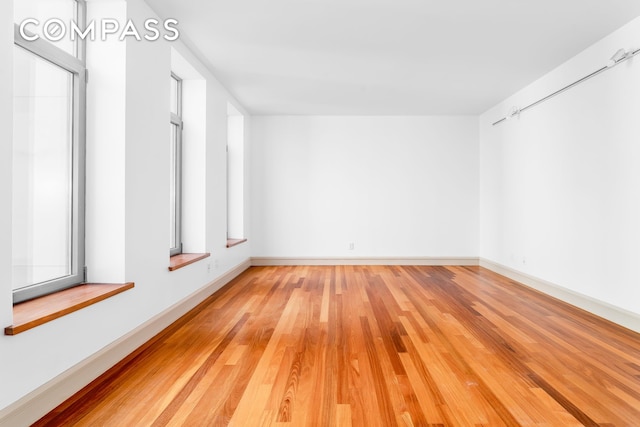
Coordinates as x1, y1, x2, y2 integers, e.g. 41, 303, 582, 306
207, 262, 211, 273
348, 242, 355, 250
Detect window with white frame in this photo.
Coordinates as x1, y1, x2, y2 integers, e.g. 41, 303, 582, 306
12, 0, 87, 303
227, 103, 245, 242
169, 73, 183, 256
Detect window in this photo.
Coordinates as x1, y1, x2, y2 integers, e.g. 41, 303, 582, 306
169, 73, 183, 256
227, 103, 245, 244
12, 0, 87, 303
14, 0, 79, 57
169, 47, 207, 261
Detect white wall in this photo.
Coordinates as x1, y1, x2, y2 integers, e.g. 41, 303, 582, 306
251, 116, 479, 258
85, 0, 127, 283
0, 0, 251, 412
0, 0, 14, 347
480, 17, 640, 315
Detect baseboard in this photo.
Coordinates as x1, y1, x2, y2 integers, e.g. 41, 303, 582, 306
0, 258, 251, 427
251, 256, 479, 266
480, 258, 640, 334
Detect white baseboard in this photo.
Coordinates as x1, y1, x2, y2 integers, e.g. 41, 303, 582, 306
0, 258, 251, 427
480, 258, 640, 334
251, 256, 479, 266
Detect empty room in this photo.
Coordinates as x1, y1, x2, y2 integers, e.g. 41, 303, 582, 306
2, 0, 640, 425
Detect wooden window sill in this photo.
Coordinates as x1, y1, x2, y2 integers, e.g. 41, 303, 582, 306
226, 238, 247, 248
5, 282, 135, 336
169, 253, 210, 271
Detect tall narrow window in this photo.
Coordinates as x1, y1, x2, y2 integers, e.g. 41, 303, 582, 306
227, 103, 245, 245
12, 0, 87, 303
169, 73, 183, 256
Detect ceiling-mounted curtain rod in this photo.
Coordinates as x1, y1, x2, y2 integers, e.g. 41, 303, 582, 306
492, 47, 640, 126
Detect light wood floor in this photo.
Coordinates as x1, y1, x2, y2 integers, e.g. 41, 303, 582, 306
35, 266, 640, 426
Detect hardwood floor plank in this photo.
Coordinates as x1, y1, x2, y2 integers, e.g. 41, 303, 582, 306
150, 313, 250, 426
274, 347, 302, 422
360, 315, 399, 427
528, 372, 600, 427
397, 351, 444, 425
34, 265, 640, 426
335, 404, 352, 427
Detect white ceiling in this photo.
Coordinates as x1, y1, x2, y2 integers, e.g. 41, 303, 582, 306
146, 0, 640, 115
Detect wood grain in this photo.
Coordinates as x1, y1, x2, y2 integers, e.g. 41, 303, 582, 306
168, 253, 210, 271
226, 238, 248, 248
33, 266, 640, 426
5, 282, 134, 335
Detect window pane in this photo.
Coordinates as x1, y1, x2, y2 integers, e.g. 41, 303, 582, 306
170, 76, 179, 116
12, 46, 74, 290
169, 123, 179, 250
14, 0, 78, 57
